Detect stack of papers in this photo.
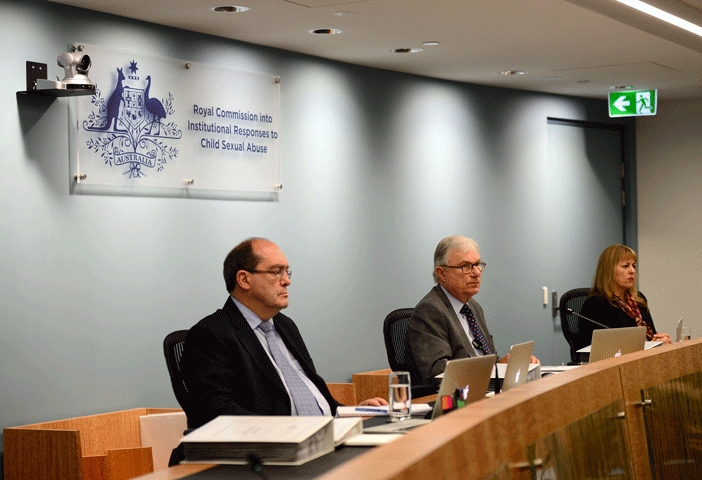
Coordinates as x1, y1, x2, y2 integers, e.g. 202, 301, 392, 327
181, 415, 335, 466
336, 404, 432, 417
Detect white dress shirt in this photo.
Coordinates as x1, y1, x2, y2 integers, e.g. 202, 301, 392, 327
439, 286, 484, 357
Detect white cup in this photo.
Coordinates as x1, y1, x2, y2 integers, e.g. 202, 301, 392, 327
389, 371, 412, 422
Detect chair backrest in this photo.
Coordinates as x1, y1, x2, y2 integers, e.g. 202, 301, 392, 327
559, 288, 591, 363
163, 330, 190, 411
383, 308, 415, 372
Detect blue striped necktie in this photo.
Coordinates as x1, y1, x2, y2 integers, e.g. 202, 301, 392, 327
460, 303, 493, 354
258, 321, 322, 416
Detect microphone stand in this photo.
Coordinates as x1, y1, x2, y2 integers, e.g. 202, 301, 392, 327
565, 308, 609, 329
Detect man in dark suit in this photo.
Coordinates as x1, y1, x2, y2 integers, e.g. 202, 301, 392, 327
181, 238, 386, 429
407, 236, 538, 384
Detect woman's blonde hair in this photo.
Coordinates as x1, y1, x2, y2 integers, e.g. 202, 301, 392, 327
591, 244, 646, 306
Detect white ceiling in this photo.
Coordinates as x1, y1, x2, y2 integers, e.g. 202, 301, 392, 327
50, 0, 702, 100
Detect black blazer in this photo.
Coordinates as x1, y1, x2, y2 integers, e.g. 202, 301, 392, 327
181, 297, 339, 429
577, 292, 658, 351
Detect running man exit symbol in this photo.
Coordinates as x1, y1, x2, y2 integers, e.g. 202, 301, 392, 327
609, 89, 657, 117
637, 91, 652, 114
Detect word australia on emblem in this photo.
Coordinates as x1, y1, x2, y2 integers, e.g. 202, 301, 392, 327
83, 61, 182, 178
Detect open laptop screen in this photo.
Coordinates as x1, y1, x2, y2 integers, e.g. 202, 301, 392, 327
431, 354, 497, 419
501, 341, 534, 391
589, 326, 646, 363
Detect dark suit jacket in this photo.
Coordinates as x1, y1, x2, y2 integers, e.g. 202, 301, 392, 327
407, 285, 497, 384
180, 297, 339, 429
578, 292, 658, 351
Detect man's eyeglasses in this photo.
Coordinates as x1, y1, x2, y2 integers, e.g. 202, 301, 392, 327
245, 266, 292, 279
441, 262, 486, 274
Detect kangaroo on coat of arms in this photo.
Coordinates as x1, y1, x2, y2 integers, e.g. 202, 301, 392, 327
83, 63, 181, 178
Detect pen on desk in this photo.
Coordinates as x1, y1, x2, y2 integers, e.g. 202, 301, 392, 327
355, 407, 388, 413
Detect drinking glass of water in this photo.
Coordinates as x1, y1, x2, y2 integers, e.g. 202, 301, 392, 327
389, 371, 412, 422
682, 327, 692, 341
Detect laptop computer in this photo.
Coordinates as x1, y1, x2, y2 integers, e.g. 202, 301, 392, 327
430, 354, 497, 418
501, 341, 534, 391
676, 317, 685, 342
589, 326, 646, 363
364, 354, 497, 433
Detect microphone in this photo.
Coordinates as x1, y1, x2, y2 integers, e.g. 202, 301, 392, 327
566, 308, 609, 329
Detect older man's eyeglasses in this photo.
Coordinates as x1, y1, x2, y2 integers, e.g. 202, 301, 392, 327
245, 266, 292, 279
441, 262, 486, 274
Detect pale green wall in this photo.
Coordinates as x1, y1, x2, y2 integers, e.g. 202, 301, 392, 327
637, 99, 702, 341
0, 0, 633, 431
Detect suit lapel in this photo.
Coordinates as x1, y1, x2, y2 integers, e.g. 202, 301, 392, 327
434, 285, 478, 356
222, 298, 287, 392
275, 317, 316, 378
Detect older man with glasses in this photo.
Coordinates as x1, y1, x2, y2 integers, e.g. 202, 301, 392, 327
180, 237, 386, 430
407, 236, 538, 385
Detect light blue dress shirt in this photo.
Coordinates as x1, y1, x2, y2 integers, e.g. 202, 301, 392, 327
232, 297, 332, 416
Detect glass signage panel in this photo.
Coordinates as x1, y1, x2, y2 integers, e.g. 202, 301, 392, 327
69, 44, 281, 199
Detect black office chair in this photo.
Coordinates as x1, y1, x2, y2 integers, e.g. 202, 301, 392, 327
383, 308, 439, 398
163, 329, 190, 411
559, 288, 591, 364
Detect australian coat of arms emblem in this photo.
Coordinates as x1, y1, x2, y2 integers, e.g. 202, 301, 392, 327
83, 61, 182, 178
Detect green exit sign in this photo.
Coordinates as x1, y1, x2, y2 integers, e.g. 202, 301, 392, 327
609, 90, 657, 117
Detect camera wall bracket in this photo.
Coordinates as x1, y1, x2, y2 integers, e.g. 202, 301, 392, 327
19, 60, 95, 97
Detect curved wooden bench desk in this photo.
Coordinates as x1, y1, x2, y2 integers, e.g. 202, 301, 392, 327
320, 338, 702, 480
127, 339, 702, 480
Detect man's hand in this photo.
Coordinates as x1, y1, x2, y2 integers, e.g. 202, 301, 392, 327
498, 353, 540, 364
652, 332, 672, 345
358, 397, 388, 407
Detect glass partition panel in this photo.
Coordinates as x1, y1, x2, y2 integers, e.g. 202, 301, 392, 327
528, 400, 632, 479
641, 371, 702, 479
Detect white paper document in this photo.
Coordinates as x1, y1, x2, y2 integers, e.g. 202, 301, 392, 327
336, 403, 432, 417
343, 433, 403, 446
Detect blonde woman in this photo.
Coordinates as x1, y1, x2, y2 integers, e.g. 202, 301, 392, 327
579, 244, 671, 349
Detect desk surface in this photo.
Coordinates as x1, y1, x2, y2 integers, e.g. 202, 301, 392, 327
135, 371, 558, 480
135, 366, 572, 480
154, 446, 370, 480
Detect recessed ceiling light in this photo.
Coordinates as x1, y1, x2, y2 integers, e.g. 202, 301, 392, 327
334, 12, 353, 16
212, 6, 250, 13
500, 70, 526, 76
391, 48, 423, 53
309, 28, 345, 35
609, 85, 634, 89
422, 41, 440, 46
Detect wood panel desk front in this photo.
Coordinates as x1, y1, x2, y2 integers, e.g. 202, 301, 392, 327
133, 339, 702, 480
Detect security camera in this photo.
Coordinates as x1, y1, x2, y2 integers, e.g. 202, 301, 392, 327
35, 51, 96, 95
57, 52, 92, 85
